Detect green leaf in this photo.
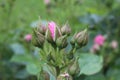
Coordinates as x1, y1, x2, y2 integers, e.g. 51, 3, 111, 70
106, 68, 120, 80
26, 63, 41, 75
15, 69, 30, 79
10, 43, 25, 54
78, 53, 103, 75
11, 54, 42, 75
11, 54, 33, 65
85, 73, 106, 80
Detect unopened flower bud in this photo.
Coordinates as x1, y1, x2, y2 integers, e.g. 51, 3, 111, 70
90, 44, 100, 53
56, 35, 68, 49
110, 40, 118, 49
75, 29, 88, 47
94, 34, 105, 46
44, 0, 51, 5
38, 25, 47, 35
46, 21, 61, 43
57, 73, 73, 80
37, 21, 47, 35
68, 60, 80, 75
24, 34, 32, 42
32, 30, 45, 48
61, 23, 71, 35
48, 21, 56, 41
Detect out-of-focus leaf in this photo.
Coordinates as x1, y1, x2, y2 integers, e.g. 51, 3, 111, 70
11, 53, 42, 76
106, 68, 120, 80
0, 43, 13, 60
78, 53, 103, 75
15, 69, 30, 79
85, 73, 106, 80
11, 54, 33, 65
10, 43, 25, 54
114, 58, 120, 67
26, 63, 41, 75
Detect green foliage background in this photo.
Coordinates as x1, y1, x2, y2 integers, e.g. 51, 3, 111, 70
0, 0, 120, 80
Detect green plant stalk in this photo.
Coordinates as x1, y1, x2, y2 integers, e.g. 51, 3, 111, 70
55, 47, 60, 76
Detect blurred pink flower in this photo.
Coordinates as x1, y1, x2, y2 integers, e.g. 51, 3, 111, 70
48, 21, 56, 41
60, 72, 69, 77
44, 0, 50, 5
94, 34, 105, 46
24, 34, 32, 42
110, 40, 118, 49
90, 43, 100, 53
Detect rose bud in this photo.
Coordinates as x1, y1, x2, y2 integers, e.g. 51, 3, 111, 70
48, 21, 56, 41
24, 34, 32, 42
36, 20, 47, 35
75, 29, 88, 47
90, 43, 100, 53
46, 21, 61, 43
61, 23, 71, 35
94, 34, 105, 46
32, 29, 45, 48
110, 40, 118, 49
44, 0, 51, 5
56, 35, 68, 49
37, 24, 47, 35
68, 60, 80, 75
57, 73, 73, 80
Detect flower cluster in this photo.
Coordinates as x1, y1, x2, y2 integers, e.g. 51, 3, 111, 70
90, 34, 105, 53
94, 34, 105, 46
32, 20, 88, 80
33, 21, 88, 49
90, 34, 118, 53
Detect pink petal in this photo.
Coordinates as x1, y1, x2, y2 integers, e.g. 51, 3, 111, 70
44, 0, 50, 5
94, 34, 105, 46
110, 40, 118, 49
48, 21, 56, 41
24, 34, 32, 42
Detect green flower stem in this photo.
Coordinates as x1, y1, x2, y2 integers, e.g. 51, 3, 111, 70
55, 47, 61, 76
56, 66, 60, 76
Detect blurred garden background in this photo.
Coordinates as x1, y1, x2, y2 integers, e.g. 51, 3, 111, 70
0, 0, 120, 80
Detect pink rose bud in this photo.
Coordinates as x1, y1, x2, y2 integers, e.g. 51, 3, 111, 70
32, 30, 45, 48
38, 22, 47, 35
110, 40, 118, 49
48, 21, 56, 41
24, 34, 32, 42
44, 0, 50, 5
90, 44, 100, 53
57, 73, 73, 80
60, 72, 69, 77
94, 34, 105, 46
